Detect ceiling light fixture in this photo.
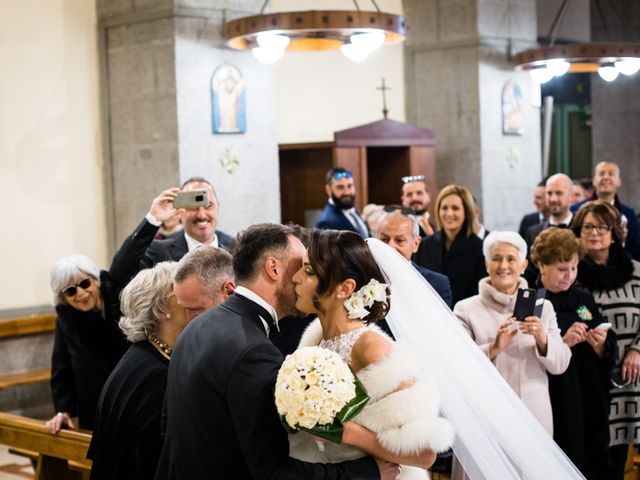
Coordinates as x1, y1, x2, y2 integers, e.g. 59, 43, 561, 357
514, 0, 640, 83
224, 2, 406, 64
515, 43, 640, 83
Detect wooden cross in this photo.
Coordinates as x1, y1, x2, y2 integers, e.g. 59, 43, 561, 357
377, 78, 390, 119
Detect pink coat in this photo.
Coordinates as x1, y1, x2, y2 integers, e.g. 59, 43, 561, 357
453, 277, 571, 434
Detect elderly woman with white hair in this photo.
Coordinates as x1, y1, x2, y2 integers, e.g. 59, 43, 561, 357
46, 254, 130, 434
453, 231, 571, 435
87, 262, 188, 480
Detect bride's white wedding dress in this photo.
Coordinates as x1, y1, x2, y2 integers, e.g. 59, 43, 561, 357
289, 319, 454, 480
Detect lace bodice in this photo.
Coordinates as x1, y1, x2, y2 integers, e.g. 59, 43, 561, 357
319, 325, 382, 364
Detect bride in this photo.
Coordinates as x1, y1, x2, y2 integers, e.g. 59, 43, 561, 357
290, 229, 453, 479
290, 229, 584, 480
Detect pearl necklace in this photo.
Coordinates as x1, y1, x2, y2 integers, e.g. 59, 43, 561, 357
148, 334, 172, 358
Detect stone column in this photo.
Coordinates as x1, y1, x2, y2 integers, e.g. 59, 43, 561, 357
590, 0, 640, 210
97, 0, 280, 247
403, 0, 542, 230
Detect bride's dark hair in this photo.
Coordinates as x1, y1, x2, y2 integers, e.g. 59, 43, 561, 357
307, 229, 390, 324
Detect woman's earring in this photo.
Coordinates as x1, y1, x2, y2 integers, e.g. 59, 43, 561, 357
166, 313, 172, 319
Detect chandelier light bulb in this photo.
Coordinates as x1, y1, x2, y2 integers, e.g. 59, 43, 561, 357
340, 43, 370, 62
252, 46, 285, 64
615, 58, 640, 76
256, 32, 290, 50
350, 31, 386, 52
252, 33, 289, 64
597, 64, 619, 82
529, 67, 554, 84
547, 59, 570, 77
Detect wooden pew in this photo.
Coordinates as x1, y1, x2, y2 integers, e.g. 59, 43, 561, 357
0, 312, 56, 339
0, 411, 91, 479
0, 312, 55, 391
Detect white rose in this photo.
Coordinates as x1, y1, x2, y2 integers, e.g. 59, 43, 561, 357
305, 371, 319, 385
365, 279, 388, 302
344, 294, 369, 319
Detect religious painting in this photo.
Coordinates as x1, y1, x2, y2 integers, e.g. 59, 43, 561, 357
211, 63, 246, 134
501, 79, 524, 136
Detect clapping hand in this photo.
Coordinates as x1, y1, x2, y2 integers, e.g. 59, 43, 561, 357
149, 188, 182, 223
419, 213, 434, 236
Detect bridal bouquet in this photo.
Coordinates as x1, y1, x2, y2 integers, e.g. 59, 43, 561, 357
275, 346, 369, 443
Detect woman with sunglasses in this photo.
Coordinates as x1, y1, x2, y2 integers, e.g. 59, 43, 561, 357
573, 200, 640, 480
414, 185, 487, 306
46, 254, 130, 433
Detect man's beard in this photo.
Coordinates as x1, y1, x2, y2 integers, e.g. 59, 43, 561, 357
275, 284, 303, 318
411, 203, 428, 215
332, 193, 355, 209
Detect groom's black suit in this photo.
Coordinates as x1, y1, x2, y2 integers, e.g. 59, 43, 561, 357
155, 293, 379, 479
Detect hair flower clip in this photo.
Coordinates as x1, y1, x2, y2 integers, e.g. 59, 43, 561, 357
344, 279, 389, 320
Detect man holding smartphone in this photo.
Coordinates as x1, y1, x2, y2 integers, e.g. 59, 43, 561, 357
118, 177, 234, 273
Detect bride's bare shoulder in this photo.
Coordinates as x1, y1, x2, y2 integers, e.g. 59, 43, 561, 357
350, 329, 392, 372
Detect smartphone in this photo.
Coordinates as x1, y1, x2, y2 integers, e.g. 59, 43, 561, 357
173, 189, 208, 209
513, 288, 546, 320
595, 322, 612, 331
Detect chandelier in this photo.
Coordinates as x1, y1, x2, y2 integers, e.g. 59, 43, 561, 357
224, 1, 407, 64
514, 0, 640, 83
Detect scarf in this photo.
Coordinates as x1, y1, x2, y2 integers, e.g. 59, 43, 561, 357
577, 243, 633, 291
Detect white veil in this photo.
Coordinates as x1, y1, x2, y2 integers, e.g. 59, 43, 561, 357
366, 238, 584, 480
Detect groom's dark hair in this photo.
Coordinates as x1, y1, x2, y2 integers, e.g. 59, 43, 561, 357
233, 223, 301, 283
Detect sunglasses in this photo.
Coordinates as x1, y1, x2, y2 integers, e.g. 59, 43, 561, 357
62, 278, 92, 298
332, 171, 353, 181
383, 204, 414, 216
401, 175, 425, 184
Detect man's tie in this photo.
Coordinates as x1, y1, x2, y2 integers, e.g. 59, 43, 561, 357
349, 211, 369, 238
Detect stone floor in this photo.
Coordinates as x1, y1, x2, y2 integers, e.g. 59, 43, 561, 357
0, 446, 33, 480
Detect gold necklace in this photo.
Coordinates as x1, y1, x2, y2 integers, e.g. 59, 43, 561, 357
148, 333, 172, 358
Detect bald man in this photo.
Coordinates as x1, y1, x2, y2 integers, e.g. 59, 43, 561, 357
525, 173, 574, 249
523, 173, 575, 284
571, 162, 639, 259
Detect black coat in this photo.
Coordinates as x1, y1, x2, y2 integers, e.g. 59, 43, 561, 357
51, 272, 129, 429
155, 293, 378, 479
140, 225, 234, 270
88, 341, 169, 480
414, 230, 487, 306
518, 211, 542, 239
545, 285, 616, 479
50, 218, 158, 429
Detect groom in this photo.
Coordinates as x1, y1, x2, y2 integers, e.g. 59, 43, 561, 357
155, 223, 392, 479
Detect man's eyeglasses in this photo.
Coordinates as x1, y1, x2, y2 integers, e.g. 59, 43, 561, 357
383, 204, 414, 216
62, 278, 92, 298
581, 223, 612, 234
332, 171, 353, 181
401, 175, 425, 184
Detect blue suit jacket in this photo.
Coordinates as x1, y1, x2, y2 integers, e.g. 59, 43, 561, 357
315, 203, 368, 238
411, 261, 453, 308
377, 261, 453, 338
572, 195, 639, 259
